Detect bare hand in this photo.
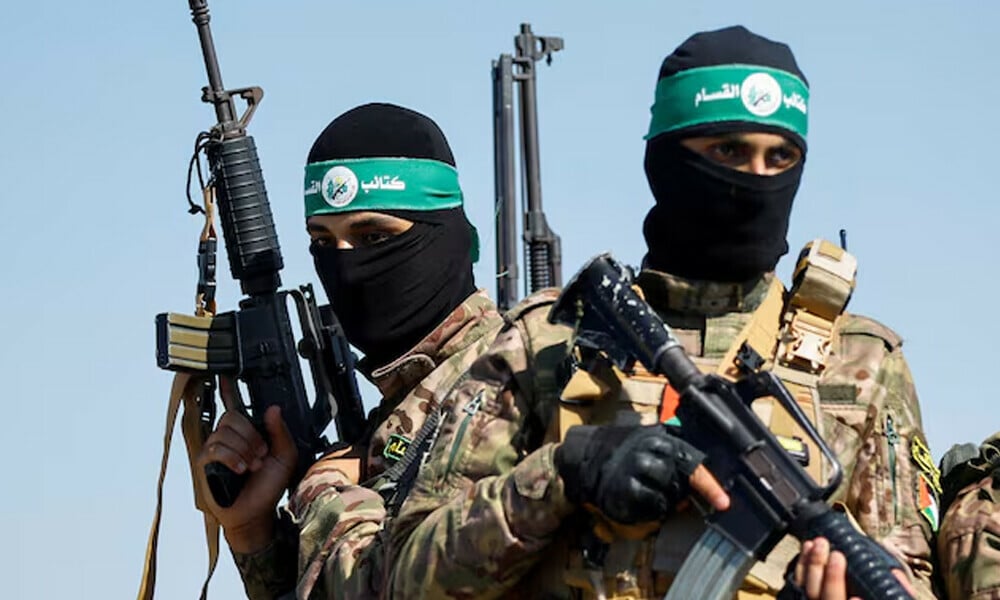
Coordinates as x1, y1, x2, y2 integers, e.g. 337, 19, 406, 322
195, 398, 298, 553
687, 463, 730, 511
794, 537, 915, 600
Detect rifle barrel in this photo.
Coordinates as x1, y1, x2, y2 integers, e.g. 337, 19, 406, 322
493, 55, 518, 311
189, 0, 236, 128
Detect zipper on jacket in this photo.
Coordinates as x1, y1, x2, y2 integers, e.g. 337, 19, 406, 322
445, 389, 484, 477
885, 413, 900, 522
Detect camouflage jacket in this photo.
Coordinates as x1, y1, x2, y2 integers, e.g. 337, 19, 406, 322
388, 270, 938, 599
232, 290, 503, 600
937, 432, 1000, 600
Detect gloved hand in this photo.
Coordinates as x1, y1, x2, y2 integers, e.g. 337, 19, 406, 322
555, 424, 706, 524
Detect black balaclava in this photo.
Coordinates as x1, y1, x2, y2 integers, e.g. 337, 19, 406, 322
307, 103, 476, 367
643, 26, 809, 283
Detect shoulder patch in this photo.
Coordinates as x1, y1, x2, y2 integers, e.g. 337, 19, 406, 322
836, 313, 903, 351
911, 434, 942, 495
816, 382, 858, 404
909, 434, 942, 532
383, 433, 411, 463
916, 472, 940, 532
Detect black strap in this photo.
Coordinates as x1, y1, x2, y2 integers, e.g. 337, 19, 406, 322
374, 403, 446, 517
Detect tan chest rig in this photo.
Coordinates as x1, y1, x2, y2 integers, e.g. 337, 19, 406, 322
551, 240, 858, 600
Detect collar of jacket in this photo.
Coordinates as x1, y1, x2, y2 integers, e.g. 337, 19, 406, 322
636, 268, 775, 316
358, 289, 501, 400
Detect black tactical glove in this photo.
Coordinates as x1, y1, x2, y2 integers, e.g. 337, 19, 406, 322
555, 424, 705, 524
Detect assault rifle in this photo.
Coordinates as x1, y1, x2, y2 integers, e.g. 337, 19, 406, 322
155, 0, 367, 508
549, 254, 912, 600
492, 23, 563, 311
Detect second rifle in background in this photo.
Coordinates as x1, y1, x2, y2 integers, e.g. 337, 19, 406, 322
492, 23, 564, 311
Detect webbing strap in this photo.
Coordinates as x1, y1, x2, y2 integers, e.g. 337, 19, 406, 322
774, 379, 825, 483
717, 277, 785, 381
740, 244, 855, 590
186, 187, 225, 600
137, 373, 221, 600
182, 378, 225, 600
707, 278, 823, 591
377, 402, 444, 517
196, 187, 218, 317
137, 373, 188, 600
764, 238, 857, 485
553, 368, 607, 442
706, 276, 830, 485
138, 185, 223, 600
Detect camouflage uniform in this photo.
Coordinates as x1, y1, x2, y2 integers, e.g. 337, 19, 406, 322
937, 432, 1000, 600
232, 290, 503, 599
388, 270, 938, 599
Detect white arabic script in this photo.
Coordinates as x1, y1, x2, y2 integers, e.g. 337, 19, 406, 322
694, 83, 740, 107
361, 175, 407, 193
783, 93, 807, 115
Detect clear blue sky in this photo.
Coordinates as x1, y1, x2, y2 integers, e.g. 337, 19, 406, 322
1, 1, 996, 597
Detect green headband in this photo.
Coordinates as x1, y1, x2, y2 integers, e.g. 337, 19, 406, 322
645, 64, 809, 141
304, 157, 463, 217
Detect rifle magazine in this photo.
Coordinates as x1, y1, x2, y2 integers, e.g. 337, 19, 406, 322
664, 525, 755, 600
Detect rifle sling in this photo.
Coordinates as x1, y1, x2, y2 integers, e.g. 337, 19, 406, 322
374, 399, 446, 517
139, 187, 224, 600
137, 373, 222, 600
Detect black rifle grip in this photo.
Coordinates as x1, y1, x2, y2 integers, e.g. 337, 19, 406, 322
803, 509, 913, 600
205, 461, 247, 508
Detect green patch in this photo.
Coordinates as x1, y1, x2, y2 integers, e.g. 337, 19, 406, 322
817, 383, 857, 404
383, 433, 411, 463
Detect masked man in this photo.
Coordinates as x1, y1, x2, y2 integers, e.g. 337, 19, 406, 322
196, 103, 506, 599
387, 26, 938, 600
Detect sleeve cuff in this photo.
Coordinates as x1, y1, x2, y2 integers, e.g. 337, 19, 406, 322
231, 512, 299, 600
507, 443, 576, 539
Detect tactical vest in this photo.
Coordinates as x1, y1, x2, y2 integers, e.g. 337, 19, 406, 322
553, 239, 860, 600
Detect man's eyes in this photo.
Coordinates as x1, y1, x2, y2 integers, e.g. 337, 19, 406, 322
359, 231, 392, 246
767, 146, 800, 168
308, 230, 395, 249
706, 142, 800, 170
709, 142, 746, 162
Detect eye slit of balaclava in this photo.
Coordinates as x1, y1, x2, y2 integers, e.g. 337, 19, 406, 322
305, 103, 476, 367
641, 26, 809, 283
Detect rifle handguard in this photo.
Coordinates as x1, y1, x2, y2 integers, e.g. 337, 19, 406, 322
207, 136, 282, 297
